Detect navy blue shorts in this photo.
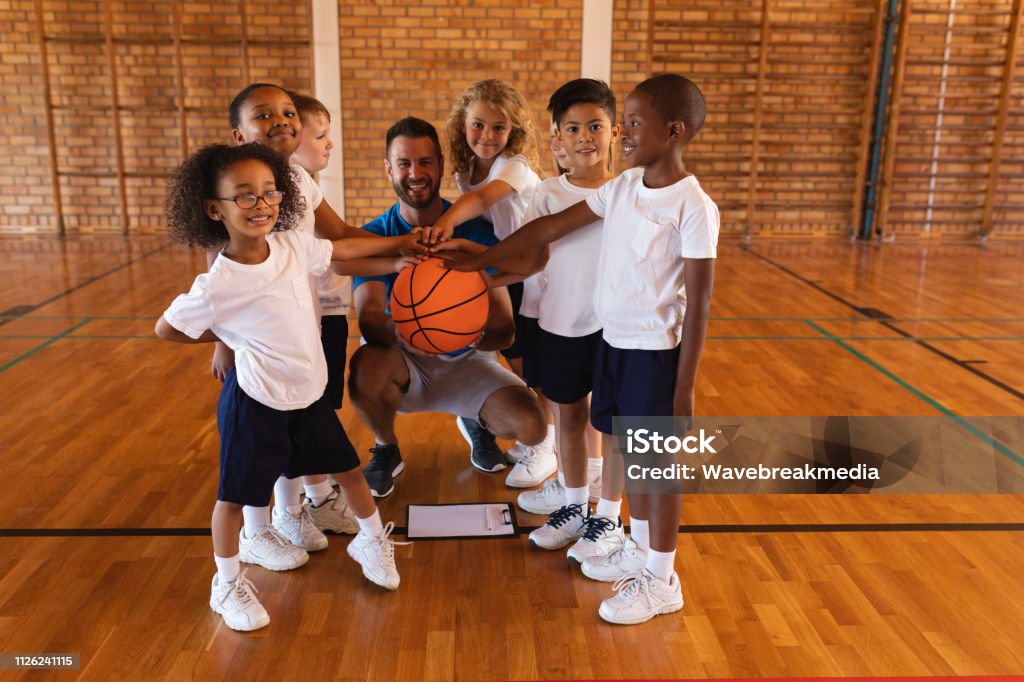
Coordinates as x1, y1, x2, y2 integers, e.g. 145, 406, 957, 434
518, 315, 542, 388
216, 368, 360, 506
321, 314, 349, 410
500, 282, 524, 360
590, 339, 681, 435
537, 327, 601, 404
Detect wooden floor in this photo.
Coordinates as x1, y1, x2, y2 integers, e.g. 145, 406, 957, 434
0, 236, 1022, 681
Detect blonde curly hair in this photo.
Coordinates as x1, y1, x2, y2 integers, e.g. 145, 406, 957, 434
444, 79, 540, 178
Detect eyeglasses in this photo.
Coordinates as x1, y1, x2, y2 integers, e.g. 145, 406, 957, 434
212, 191, 285, 209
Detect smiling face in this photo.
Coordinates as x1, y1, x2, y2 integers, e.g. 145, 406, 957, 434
557, 102, 617, 173
386, 135, 443, 210
231, 86, 302, 158
204, 158, 279, 242
464, 101, 511, 162
292, 113, 333, 173
620, 89, 673, 168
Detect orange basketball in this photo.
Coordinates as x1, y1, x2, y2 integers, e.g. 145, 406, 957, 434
390, 257, 489, 354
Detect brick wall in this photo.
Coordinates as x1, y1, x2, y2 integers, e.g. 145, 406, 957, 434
337, 0, 582, 227
0, 0, 312, 235
2, 0, 1022, 238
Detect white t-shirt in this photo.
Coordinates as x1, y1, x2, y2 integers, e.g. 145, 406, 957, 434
455, 153, 540, 241
521, 174, 605, 337
292, 163, 352, 316
163, 230, 333, 410
586, 168, 720, 350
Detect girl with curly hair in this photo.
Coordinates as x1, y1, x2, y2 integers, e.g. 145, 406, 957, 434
426, 80, 553, 483
157, 143, 421, 632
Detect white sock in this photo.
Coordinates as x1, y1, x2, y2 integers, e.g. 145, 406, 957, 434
629, 517, 650, 552
356, 508, 384, 536
242, 506, 269, 539
274, 476, 303, 515
646, 548, 676, 583
305, 479, 334, 507
587, 457, 602, 481
596, 497, 621, 520
557, 470, 566, 486
565, 485, 588, 508
540, 424, 556, 451
214, 553, 241, 583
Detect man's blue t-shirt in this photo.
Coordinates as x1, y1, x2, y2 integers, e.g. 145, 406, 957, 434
353, 199, 497, 300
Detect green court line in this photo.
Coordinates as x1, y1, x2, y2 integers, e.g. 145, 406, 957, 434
0, 318, 93, 373
803, 319, 1024, 468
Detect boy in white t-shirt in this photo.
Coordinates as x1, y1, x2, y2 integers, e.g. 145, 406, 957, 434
443, 74, 719, 626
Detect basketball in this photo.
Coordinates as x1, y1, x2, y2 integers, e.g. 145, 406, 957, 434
389, 257, 489, 354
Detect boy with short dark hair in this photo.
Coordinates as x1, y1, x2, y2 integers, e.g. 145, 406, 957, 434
443, 73, 719, 625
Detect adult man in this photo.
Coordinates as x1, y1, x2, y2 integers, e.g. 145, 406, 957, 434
349, 117, 548, 497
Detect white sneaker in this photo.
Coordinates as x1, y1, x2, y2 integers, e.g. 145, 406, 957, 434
307, 487, 359, 535
505, 441, 530, 464
528, 504, 588, 550
581, 536, 648, 582
209, 570, 270, 631
238, 526, 309, 571
272, 503, 328, 551
517, 477, 565, 514
599, 569, 684, 625
567, 515, 624, 565
346, 521, 408, 590
505, 443, 557, 488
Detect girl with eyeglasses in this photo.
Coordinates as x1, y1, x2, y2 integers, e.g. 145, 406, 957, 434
156, 143, 423, 631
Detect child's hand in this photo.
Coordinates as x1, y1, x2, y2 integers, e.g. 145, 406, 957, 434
673, 386, 695, 431
393, 253, 425, 272
418, 225, 453, 245
398, 230, 430, 256
436, 250, 483, 272
211, 343, 235, 382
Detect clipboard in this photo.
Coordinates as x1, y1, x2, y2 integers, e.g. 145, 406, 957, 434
406, 502, 520, 540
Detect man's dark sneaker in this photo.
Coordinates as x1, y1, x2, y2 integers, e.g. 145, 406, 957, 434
456, 416, 507, 472
363, 444, 404, 497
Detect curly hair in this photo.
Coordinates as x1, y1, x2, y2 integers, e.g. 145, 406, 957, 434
164, 143, 305, 250
444, 79, 540, 177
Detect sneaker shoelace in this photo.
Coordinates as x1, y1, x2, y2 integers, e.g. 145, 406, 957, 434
545, 503, 585, 529
229, 570, 260, 605
369, 521, 411, 566
535, 477, 563, 498
612, 571, 653, 605
258, 526, 293, 549
297, 503, 321, 534
606, 540, 644, 565
581, 515, 617, 542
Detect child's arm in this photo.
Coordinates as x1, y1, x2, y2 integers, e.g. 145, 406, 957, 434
431, 238, 547, 280
155, 317, 219, 344
442, 200, 597, 272
329, 230, 425, 261
421, 180, 516, 243
313, 201, 379, 241
332, 254, 423, 277
673, 258, 715, 419
205, 247, 234, 381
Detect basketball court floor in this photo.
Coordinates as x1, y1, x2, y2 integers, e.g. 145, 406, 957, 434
0, 236, 1021, 680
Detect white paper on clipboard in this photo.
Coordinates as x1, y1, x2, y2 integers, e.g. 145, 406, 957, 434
407, 503, 516, 539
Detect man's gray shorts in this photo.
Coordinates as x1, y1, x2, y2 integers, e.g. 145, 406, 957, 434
397, 348, 526, 420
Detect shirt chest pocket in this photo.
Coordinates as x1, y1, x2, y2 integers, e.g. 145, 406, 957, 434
290, 275, 314, 309
630, 218, 676, 261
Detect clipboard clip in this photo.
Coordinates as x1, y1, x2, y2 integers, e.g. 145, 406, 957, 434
501, 508, 512, 526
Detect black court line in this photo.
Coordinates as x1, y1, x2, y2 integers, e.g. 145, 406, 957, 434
739, 244, 1024, 403
0, 242, 170, 328
2, 522, 1022, 538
